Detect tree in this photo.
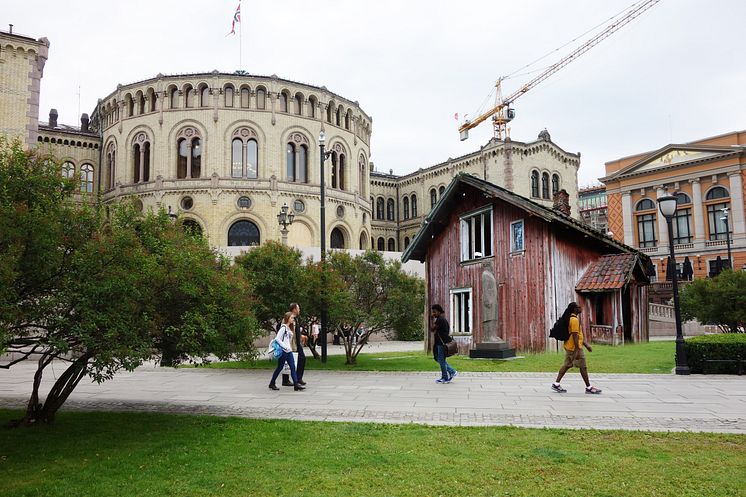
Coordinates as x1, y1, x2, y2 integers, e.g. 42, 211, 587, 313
680, 270, 746, 333
323, 251, 425, 364
0, 139, 261, 425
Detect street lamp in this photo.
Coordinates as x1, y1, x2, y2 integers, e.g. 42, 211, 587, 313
658, 194, 690, 375
277, 202, 295, 246
167, 205, 178, 224
721, 207, 732, 271
319, 131, 333, 363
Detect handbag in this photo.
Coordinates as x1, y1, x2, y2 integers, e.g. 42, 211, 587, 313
437, 333, 458, 357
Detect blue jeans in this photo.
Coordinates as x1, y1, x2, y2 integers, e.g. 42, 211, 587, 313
271, 351, 298, 385
435, 344, 456, 380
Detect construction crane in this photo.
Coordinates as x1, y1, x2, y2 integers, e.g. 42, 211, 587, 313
459, 0, 661, 141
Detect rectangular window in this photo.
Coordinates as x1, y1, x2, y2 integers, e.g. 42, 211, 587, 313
450, 288, 472, 335
510, 219, 524, 253
636, 213, 657, 248
707, 202, 730, 241
459, 207, 493, 261
673, 208, 692, 244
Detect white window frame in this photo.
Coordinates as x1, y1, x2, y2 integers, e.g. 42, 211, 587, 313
459, 206, 493, 262
450, 287, 473, 335
510, 219, 525, 253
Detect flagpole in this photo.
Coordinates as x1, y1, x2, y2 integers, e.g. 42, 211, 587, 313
239, 8, 242, 71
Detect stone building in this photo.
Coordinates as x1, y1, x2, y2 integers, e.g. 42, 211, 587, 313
2, 28, 581, 255
578, 185, 609, 235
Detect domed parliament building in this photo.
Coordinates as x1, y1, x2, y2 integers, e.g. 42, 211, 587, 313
2, 28, 581, 256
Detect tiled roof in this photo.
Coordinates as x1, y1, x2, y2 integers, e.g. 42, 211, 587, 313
575, 254, 639, 292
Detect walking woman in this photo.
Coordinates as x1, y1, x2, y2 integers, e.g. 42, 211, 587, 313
431, 304, 457, 383
551, 302, 602, 394
269, 312, 305, 391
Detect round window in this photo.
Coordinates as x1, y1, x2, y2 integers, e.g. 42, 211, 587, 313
293, 199, 305, 213
336, 205, 345, 218
237, 196, 252, 209
180, 196, 194, 210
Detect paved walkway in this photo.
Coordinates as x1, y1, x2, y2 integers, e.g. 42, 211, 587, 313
1, 355, 745, 434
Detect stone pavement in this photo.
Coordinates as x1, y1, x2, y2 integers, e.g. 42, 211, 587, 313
1, 355, 745, 434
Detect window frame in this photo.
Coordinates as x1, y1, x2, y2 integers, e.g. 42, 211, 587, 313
510, 219, 524, 254
450, 287, 473, 335
459, 206, 494, 262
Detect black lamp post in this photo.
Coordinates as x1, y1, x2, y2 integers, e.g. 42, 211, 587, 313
319, 131, 332, 363
167, 205, 178, 224
277, 202, 295, 246
721, 207, 732, 271
658, 194, 690, 375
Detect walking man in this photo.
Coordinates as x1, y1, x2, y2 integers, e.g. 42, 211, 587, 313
282, 303, 306, 386
552, 302, 602, 394
431, 304, 457, 383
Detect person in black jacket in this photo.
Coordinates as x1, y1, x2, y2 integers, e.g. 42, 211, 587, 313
431, 304, 456, 383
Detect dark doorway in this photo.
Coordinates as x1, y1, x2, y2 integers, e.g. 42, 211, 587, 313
622, 287, 632, 342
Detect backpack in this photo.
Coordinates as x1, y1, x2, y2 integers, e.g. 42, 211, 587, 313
549, 317, 569, 341
268, 339, 282, 360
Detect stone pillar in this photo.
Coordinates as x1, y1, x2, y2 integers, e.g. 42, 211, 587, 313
728, 172, 745, 238
656, 187, 668, 248
622, 191, 634, 246
690, 178, 705, 242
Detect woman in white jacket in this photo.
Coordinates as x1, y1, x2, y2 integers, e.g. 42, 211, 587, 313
269, 312, 305, 391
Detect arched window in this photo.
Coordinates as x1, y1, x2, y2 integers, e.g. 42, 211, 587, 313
359, 233, 367, 250
147, 89, 156, 112
541, 172, 550, 199
231, 127, 259, 179
331, 228, 345, 249
345, 111, 351, 130
675, 192, 691, 204
330, 152, 338, 189
200, 86, 210, 107
377, 237, 385, 251
184, 85, 193, 107
228, 220, 260, 246
338, 153, 345, 190
636, 198, 655, 211
279, 92, 288, 113
387, 199, 395, 221
430, 188, 437, 209
106, 144, 116, 190
287, 143, 296, 181
358, 155, 366, 196
80, 164, 94, 193
62, 161, 75, 179
403, 197, 410, 219
286, 133, 310, 183
182, 219, 203, 238
224, 86, 234, 107
326, 103, 333, 123
298, 145, 308, 183
388, 238, 396, 251
256, 88, 266, 109
706, 186, 729, 200
137, 93, 145, 115
169, 88, 179, 109
308, 96, 317, 118
376, 197, 384, 220
241, 88, 250, 108
531, 170, 539, 197
706, 187, 731, 241
411, 194, 418, 217
126, 95, 134, 117
439, 185, 445, 196
175, 128, 201, 179
336, 106, 342, 126
404, 237, 410, 249
132, 133, 151, 183
552, 174, 560, 196
294, 94, 303, 115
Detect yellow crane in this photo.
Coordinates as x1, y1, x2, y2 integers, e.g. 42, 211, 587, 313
459, 0, 661, 141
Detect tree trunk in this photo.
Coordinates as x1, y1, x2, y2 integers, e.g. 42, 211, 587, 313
12, 352, 92, 427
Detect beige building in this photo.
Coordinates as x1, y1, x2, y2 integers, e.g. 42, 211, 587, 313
2, 28, 581, 255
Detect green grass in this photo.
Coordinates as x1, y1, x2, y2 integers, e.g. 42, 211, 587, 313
207, 341, 676, 374
0, 410, 743, 497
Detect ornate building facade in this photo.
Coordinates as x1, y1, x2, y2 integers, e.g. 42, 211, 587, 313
3, 28, 581, 255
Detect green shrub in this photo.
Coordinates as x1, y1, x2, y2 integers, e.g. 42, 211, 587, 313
685, 334, 746, 374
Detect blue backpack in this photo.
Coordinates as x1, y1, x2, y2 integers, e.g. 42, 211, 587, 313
270, 339, 282, 360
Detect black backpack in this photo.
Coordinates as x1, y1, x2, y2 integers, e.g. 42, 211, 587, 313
549, 317, 569, 341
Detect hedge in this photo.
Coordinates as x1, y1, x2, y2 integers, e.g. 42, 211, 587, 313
684, 333, 746, 374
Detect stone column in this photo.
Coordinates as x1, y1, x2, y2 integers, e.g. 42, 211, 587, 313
690, 178, 705, 242
622, 191, 634, 246
728, 172, 745, 238
656, 187, 668, 248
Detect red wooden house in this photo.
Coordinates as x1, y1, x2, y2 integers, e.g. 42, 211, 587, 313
402, 173, 650, 354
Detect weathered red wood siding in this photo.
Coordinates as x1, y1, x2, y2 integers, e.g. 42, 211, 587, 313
426, 188, 627, 353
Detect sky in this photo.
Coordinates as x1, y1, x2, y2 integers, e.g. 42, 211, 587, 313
5, 0, 745, 187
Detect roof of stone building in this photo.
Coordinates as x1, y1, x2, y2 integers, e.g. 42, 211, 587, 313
575, 253, 648, 292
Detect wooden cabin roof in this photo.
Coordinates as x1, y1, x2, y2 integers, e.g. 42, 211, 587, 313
575, 253, 649, 292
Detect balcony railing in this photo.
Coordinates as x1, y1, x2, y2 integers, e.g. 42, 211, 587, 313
589, 324, 623, 346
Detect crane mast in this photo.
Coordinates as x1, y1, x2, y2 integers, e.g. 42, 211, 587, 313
459, 0, 661, 141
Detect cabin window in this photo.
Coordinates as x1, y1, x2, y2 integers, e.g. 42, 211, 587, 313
450, 288, 472, 335
459, 207, 493, 261
510, 219, 524, 253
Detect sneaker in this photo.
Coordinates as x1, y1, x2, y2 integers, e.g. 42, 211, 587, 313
551, 383, 567, 393
585, 386, 602, 394
449, 370, 458, 380
435, 378, 449, 383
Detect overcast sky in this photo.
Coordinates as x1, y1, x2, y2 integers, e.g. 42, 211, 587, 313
6, 0, 745, 186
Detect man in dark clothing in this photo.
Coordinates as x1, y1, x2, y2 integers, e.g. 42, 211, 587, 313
430, 304, 456, 383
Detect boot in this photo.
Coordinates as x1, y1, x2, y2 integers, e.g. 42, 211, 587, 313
294, 383, 305, 391
298, 379, 307, 386
281, 374, 293, 386
268, 383, 279, 391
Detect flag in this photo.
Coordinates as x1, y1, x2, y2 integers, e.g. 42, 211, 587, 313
228, 2, 241, 35
454, 112, 459, 121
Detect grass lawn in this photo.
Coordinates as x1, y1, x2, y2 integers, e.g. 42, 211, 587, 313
0, 410, 743, 497
207, 341, 676, 374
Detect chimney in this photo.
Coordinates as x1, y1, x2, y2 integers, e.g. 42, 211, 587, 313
552, 189, 571, 216
80, 113, 90, 132
9, 24, 13, 34
49, 108, 58, 128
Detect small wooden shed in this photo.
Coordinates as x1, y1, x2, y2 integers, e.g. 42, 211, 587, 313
402, 173, 649, 353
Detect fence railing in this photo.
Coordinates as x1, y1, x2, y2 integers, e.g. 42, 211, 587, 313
590, 324, 623, 346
